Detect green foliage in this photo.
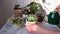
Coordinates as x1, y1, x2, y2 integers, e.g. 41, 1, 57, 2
8, 18, 23, 26
30, 4, 38, 14
28, 2, 38, 14
27, 15, 36, 22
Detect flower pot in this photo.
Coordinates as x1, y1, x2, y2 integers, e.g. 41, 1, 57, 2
26, 14, 36, 24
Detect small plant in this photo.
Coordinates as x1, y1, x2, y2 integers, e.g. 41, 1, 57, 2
27, 15, 36, 22
8, 18, 23, 27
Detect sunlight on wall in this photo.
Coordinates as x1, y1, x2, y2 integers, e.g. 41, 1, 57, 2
36, 0, 60, 14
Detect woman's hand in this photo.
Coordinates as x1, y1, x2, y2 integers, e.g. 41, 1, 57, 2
25, 23, 42, 34
25, 23, 60, 34
25, 23, 40, 32
25, 23, 33, 32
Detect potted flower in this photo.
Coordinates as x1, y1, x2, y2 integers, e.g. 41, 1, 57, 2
27, 14, 36, 24
26, 2, 39, 24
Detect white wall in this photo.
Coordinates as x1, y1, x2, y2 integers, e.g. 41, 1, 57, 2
38, 0, 60, 14
16, 0, 33, 7
23, 0, 33, 7
2, 0, 16, 19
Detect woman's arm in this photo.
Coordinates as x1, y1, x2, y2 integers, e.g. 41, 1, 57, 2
26, 23, 60, 34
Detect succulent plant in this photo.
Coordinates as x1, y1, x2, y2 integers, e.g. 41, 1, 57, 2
27, 15, 36, 22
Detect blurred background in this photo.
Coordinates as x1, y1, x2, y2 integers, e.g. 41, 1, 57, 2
0, 0, 60, 29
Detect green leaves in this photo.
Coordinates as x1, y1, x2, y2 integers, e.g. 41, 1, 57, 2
8, 18, 23, 26
27, 15, 36, 22
27, 2, 39, 14
30, 4, 38, 14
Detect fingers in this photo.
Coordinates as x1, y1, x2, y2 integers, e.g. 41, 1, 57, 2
25, 23, 33, 32
32, 24, 40, 32
25, 23, 40, 32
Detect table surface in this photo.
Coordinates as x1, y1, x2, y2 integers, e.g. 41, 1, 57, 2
0, 20, 60, 34
0, 21, 30, 34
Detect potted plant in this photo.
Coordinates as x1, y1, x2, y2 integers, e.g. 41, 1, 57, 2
26, 2, 39, 24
